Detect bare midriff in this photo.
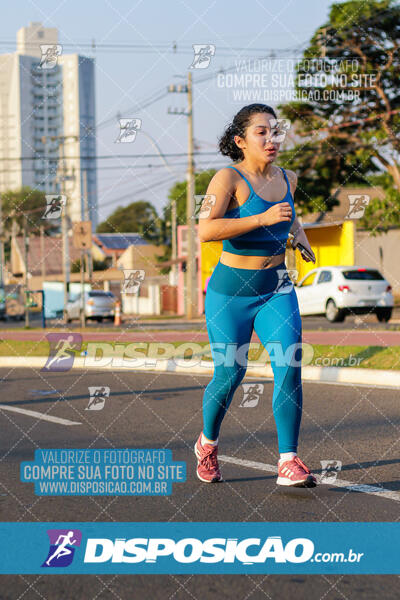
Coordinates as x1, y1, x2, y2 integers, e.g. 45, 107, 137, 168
220, 251, 286, 270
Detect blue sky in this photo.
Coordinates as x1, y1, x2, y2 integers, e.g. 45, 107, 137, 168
3, 0, 345, 222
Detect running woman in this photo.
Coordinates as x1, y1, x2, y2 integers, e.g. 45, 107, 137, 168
194, 103, 317, 488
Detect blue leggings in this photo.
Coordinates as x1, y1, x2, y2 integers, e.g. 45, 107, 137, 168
203, 259, 303, 453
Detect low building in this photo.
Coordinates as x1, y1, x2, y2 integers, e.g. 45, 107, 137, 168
10, 234, 105, 283
300, 185, 399, 291
93, 233, 154, 267
8, 232, 170, 315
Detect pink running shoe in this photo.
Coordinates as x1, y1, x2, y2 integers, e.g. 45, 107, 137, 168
276, 456, 317, 487
194, 432, 222, 483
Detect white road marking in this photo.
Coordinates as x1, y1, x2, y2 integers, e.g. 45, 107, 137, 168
219, 456, 278, 473
218, 455, 400, 503
142, 369, 400, 390
29, 390, 59, 396
0, 404, 81, 426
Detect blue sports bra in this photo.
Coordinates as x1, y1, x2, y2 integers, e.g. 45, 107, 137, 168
222, 165, 295, 256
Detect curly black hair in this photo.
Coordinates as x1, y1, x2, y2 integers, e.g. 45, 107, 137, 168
218, 103, 277, 161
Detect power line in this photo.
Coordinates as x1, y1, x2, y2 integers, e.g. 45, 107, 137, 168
0, 163, 228, 216
94, 47, 307, 130
96, 174, 179, 210
0, 152, 218, 162
96, 90, 170, 129
0, 174, 179, 220
0, 161, 222, 175
0, 39, 309, 54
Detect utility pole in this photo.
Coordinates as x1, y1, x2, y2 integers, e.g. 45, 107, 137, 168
185, 71, 196, 319
138, 129, 179, 286
82, 169, 93, 281
167, 75, 197, 317
45, 134, 79, 322
72, 222, 91, 328
23, 214, 30, 327
171, 199, 177, 284
0, 195, 4, 287
80, 248, 85, 328
59, 138, 70, 322
40, 224, 46, 281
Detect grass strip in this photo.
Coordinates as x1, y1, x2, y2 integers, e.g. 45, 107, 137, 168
0, 339, 399, 371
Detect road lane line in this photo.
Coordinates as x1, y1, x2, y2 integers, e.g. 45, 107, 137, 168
219, 456, 278, 473
218, 455, 400, 503
0, 404, 81, 426
132, 368, 400, 390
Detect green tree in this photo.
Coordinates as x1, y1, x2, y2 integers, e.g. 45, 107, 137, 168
278, 0, 400, 228
156, 169, 217, 273
358, 172, 400, 234
1, 187, 55, 235
96, 200, 162, 243
164, 169, 217, 230
1, 187, 57, 262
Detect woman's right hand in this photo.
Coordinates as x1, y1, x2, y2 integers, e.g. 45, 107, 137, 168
258, 202, 292, 226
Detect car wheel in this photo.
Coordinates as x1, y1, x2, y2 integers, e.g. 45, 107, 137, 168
376, 307, 392, 322
325, 299, 345, 323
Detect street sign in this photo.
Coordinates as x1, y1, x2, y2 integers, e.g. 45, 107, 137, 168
73, 221, 92, 249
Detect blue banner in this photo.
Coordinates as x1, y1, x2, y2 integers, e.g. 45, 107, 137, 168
0, 522, 397, 574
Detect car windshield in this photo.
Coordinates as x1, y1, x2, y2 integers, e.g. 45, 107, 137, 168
342, 269, 384, 281
88, 291, 114, 297
299, 272, 317, 286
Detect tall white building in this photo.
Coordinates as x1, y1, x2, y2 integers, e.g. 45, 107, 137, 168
0, 22, 98, 227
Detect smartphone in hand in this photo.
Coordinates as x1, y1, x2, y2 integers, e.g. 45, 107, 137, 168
296, 242, 315, 263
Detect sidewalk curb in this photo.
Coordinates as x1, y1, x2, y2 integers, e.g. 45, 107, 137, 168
0, 357, 397, 388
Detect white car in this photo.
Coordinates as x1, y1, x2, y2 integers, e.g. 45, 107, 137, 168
66, 290, 116, 323
294, 266, 394, 322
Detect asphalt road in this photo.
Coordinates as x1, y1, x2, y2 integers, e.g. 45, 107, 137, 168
2, 325, 400, 346
0, 368, 399, 599
2, 309, 400, 332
